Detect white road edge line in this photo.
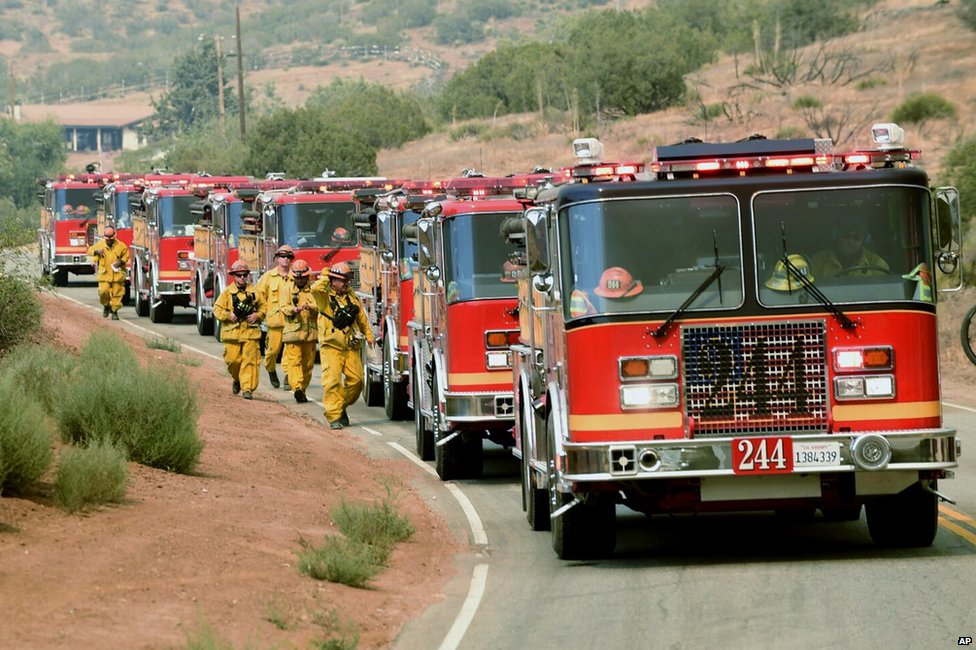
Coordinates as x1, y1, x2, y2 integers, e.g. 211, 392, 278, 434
387, 441, 489, 650
362, 426, 384, 437
943, 401, 976, 414
437, 563, 489, 650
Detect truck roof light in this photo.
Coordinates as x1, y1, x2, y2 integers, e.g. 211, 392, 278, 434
573, 138, 603, 163
871, 123, 905, 150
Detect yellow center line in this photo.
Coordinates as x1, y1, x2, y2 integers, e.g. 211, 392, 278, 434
938, 504, 976, 525
938, 517, 976, 546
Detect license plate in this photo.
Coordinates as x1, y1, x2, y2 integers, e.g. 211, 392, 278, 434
70, 238, 85, 246
732, 437, 841, 475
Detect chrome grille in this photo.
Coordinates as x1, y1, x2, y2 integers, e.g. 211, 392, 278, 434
682, 321, 828, 436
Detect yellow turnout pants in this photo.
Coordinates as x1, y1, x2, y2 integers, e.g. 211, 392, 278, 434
263, 327, 283, 373
224, 340, 261, 393
282, 341, 316, 392
98, 281, 126, 312
321, 346, 364, 423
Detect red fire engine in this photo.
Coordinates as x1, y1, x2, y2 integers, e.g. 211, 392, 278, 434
39, 173, 118, 286
189, 180, 298, 339
406, 171, 558, 480
130, 176, 250, 323
509, 127, 961, 559
357, 180, 445, 419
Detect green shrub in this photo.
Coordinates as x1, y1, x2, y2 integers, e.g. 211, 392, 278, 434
54, 439, 127, 512
0, 275, 43, 355
333, 489, 415, 551
310, 607, 360, 650
0, 377, 53, 495
0, 344, 76, 412
296, 535, 385, 588
449, 122, 487, 141
891, 92, 957, 125
57, 332, 203, 474
145, 335, 181, 353
856, 77, 886, 91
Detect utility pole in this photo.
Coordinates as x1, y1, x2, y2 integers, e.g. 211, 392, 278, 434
8, 60, 15, 119
215, 36, 225, 128
235, 5, 246, 139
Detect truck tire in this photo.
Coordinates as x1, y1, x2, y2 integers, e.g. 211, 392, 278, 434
961, 303, 976, 366
362, 346, 384, 407
148, 281, 173, 324
196, 278, 214, 336
432, 374, 483, 481
414, 363, 434, 461
522, 423, 550, 531
122, 280, 132, 306
52, 268, 68, 286
866, 481, 938, 548
134, 267, 149, 317
384, 338, 411, 421
547, 415, 616, 559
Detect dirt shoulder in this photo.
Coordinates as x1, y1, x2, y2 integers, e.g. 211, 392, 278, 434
0, 292, 459, 649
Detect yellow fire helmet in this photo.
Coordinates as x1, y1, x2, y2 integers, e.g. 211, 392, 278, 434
765, 253, 814, 291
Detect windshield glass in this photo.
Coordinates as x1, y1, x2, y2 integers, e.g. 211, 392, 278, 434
109, 192, 132, 228
442, 212, 520, 303
224, 202, 245, 247
560, 195, 743, 319
157, 195, 197, 237
754, 186, 934, 306
55, 188, 98, 221
279, 201, 356, 248
399, 209, 421, 281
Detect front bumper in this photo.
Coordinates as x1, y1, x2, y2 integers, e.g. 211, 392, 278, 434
444, 391, 515, 423
563, 428, 958, 482
156, 280, 192, 296
53, 254, 94, 272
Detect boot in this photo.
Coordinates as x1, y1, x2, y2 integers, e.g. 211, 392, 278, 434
242, 391, 253, 400
339, 409, 350, 427
103, 305, 111, 318
110, 311, 120, 321
329, 420, 344, 430
268, 370, 280, 389
283, 376, 291, 390
294, 388, 308, 403
232, 380, 241, 395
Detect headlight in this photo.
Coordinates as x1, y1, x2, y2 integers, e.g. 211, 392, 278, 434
620, 383, 679, 409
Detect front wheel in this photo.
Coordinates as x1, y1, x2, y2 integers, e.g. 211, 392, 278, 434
866, 482, 938, 548
134, 267, 149, 317
961, 303, 976, 366
522, 423, 550, 531
547, 415, 615, 559
414, 363, 434, 461
362, 345, 384, 407
384, 340, 412, 421
196, 279, 214, 336
52, 267, 68, 286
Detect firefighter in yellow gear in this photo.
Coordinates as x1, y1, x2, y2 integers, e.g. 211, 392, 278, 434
311, 261, 375, 429
213, 260, 266, 400
256, 244, 294, 390
279, 259, 318, 403
86, 226, 129, 320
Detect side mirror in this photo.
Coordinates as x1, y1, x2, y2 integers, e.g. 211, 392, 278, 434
525, 207, 550, 273
532, 272, 554, 295
425, 266, 441, 283
417, 218, 435, 267
934, 187, 962, 287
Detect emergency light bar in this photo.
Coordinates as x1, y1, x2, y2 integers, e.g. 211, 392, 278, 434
568, 162, 644, 183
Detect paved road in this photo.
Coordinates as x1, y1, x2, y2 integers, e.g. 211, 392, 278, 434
53, 276, 976, 650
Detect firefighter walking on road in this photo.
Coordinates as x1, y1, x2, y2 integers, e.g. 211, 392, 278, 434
213, 261, 266, 400
311, 262, 374, 429
279, 259, 318, 403
256, 245, 294, 390
86, 226, 129, 320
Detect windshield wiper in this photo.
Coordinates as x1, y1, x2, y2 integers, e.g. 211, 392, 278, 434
651, 264, 725, 338
780, 254, 857, 330
777, 222, 857, 330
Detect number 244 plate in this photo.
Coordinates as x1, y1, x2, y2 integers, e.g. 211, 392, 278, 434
731, 437, 841, 475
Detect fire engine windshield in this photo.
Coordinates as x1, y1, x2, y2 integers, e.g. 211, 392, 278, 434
109, 192, 132, 228
55, 189, 98, 221
560, 195, 743, 319
442, 212, 520, 303
754, 186, 934, 306
224, 202, 245, 247
278, 202, 356, 249
157, 195, 197, 237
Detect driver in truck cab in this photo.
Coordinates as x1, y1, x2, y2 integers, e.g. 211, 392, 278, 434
810, 219, 889, 279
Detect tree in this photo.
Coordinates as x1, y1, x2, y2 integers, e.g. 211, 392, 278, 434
306, 79, 430, 149
0, 119, 65, 208
943, 136, 976, 228
148, 40, 238, 138
891, 93, 957, 134
244, 107, 377, 178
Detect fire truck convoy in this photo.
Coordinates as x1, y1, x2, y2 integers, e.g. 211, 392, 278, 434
356, 180, 446, 421
405, 173, 557, 480
130, 176, 250, 323
508, 125, 962, 559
